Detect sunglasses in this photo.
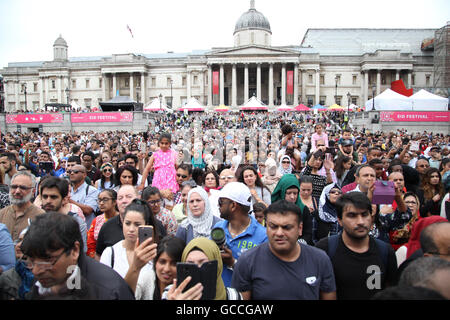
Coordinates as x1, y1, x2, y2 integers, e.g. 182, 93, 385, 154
177, 174, 188, 178
103, 168, 112, 173
67, 170, 83, 174
282, 161, 290, 164
220, 175, 235, 180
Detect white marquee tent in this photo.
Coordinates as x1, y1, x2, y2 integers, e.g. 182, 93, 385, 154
410, 89, 448, 111
144, 98, 171, 112
365, 89, 412, 111
240, 96, 268, 111
179, 97, 205, 112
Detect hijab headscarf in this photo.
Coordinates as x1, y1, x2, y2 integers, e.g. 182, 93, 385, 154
181, 237, 227, 300
271, 174, 305, 213
278, 155, 293, 175
181, 187, 214, 238
318, 183, 341, 223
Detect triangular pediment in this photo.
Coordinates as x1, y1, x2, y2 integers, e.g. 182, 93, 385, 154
208, 45, 299, 57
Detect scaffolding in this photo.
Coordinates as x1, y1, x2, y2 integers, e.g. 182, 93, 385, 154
433, 21, 450, 98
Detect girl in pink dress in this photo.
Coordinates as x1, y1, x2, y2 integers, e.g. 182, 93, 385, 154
139, 133, 179, 193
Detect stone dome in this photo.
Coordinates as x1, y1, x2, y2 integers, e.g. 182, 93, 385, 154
234, 2, 271, 35
54, 35, 67, 47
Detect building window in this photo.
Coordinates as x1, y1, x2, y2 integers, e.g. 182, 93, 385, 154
51, 80, 56, 89
72, 80, 76, 89
194, 75, 198, 85
426, 75, 431, 87
151, 77, 156, 87
86, 79, 90, 89
182, 77, 186, 87
320, 75, 325, 85
352, 97, 358, 105
352, 75, 357, 85
319, 96, 326, 105
125, 79, 129, 88
308, 74, 313, 84
33, 83, 38, 92
307, 96, 314, 106
335, 75, 341, 85
99, 78, 102, 88
167, 77, 172, 87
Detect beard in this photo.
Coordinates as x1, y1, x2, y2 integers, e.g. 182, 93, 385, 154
9, 192, 33, 206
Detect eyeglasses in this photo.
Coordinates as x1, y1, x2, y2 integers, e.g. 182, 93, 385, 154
177, 174, 188, 178
10, 185, 33, 191
103, 168, 112, 173
97, 197, 113, 204
329, 190, 342, 195
282, 161, 290, 164
220, 175, 235, 180
23, 249, 69, 270
147, 199, 162, 206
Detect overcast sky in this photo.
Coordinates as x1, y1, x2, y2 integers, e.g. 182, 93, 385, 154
1, 0, 449, 69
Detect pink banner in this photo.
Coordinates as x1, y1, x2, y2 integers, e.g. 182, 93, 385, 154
213, 71, 219, 95
6, 114, 63, 124
380, 111, 450, 122
71, 112, 133, 123
287, 70, 294, 95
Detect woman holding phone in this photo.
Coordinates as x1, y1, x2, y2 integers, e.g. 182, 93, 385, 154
100, 199, 160, 300
163, 237, 242, 300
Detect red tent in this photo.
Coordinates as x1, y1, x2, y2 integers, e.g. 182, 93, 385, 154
294, 104, 310, 111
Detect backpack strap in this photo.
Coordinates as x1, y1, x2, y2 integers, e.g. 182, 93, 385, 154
326, 234, 340, 260
374, 238, 390, 270
110, 246, 115, 268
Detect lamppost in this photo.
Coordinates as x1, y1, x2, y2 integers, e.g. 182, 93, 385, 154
335, 76, 338, 104
371, 83, 376, 110
21, 83, 27, 112
170, 79, 173, 109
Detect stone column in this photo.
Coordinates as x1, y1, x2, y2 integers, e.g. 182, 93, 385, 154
58, 76, 62, 104
364, 71, 369, 103
130, 73, 134, 100
208, 65, 213, 107
281, 64, 286, 105
45, 77, 49, 106
219, 65, 224, 105
141, 72, 146, 105
113, 73, 117, 97
15, 81, 20, 111
376, 70, 381, 95
257, 63, 261, 101
360, 71, 365, 106
200, 70, 205, 105
293, 64, 299, 106
301, 69, 306, 104
407, 71, 412, 88
269, 63, 274, 107
186, 70, 191, 100
103, 74, 108, 102
244, 64, 249, 103
39, 77, 44, 109
395, 70, 400, 81
315, 69, 320, 106
232, 64, 237, 107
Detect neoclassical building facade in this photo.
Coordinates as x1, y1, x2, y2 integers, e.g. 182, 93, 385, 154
0, 1, 439, 112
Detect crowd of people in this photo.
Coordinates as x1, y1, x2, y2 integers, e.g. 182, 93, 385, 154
0, 110, 449, 300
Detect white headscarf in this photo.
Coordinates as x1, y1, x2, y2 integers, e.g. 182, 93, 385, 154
278, 155, 293, 175
181, 187, 214, 238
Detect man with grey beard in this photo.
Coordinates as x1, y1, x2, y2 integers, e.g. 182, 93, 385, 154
0, 171, 44, 242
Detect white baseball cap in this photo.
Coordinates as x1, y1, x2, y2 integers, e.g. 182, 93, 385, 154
218, 182, 252, 207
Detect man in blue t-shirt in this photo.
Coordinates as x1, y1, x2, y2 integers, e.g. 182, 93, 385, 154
232, 200, 336, 300
213, 182, 268, 287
